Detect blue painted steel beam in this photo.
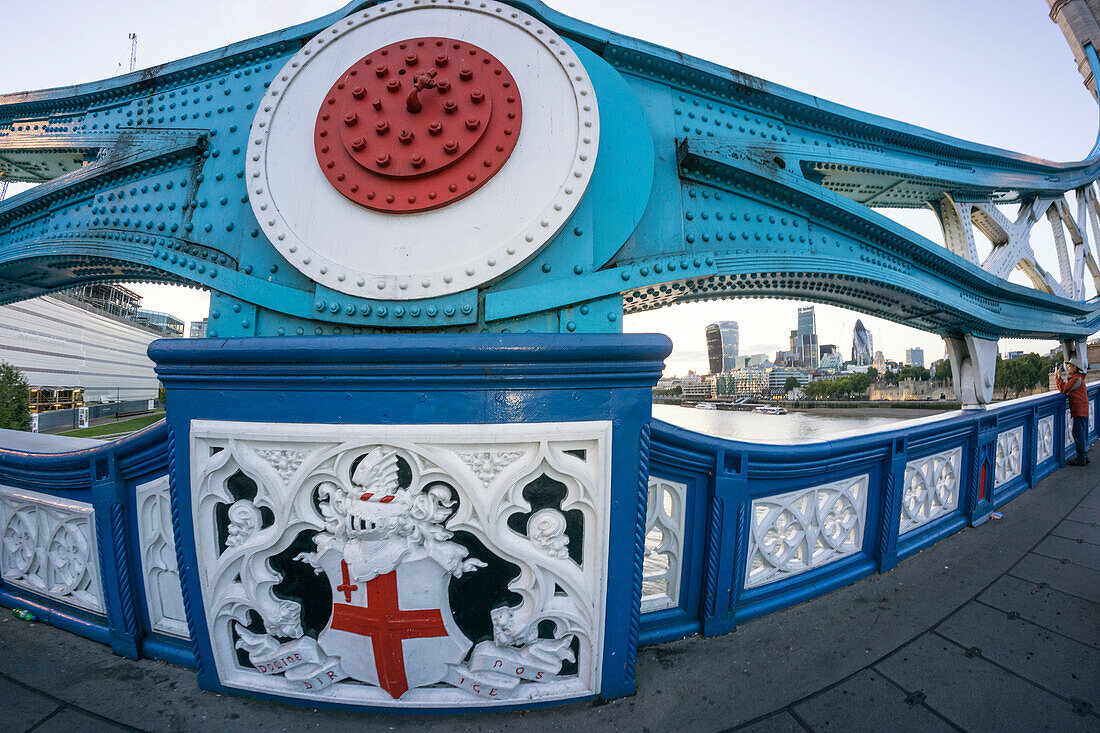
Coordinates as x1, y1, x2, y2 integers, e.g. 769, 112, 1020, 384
0, 0, 1097, 340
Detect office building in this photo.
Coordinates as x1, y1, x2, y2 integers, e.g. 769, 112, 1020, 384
131, 308, 185, 337
819, 352, 843, 372
904, 347, 925, 368
796, 306, 818, 369
190, 318, 209, 338
852, 319, 873, 366
767, 367, 810, 394
0, 294, 164, 406
705, 321, 739, 374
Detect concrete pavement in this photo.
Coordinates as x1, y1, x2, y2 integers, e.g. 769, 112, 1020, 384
1, 460, 1097, 732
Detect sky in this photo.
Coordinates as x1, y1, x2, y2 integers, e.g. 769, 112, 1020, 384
1, 0, 1096, 374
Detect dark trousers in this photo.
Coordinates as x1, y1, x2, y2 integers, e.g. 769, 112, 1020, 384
1072, 415, 1089, 461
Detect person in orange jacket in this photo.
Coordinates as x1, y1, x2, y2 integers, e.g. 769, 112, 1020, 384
1056, 358, 1091, 466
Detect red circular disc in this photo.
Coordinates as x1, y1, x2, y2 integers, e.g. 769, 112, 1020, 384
314, 37, 522, 214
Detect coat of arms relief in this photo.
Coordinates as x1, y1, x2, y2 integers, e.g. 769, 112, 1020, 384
191, 421, 610, 706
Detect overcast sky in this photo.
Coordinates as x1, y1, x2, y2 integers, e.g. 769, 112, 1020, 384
2, 0, 1095, 373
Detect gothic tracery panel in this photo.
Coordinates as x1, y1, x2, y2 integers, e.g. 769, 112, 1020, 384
899, 447, 961, 535
745, 475, 868, 589
1036, 415, 1055, 465
0, 486, 104, 614
136, 476, 189, 638
641, 477, 687, 613
994, 426, 1024, 488
190, 420, 611, 707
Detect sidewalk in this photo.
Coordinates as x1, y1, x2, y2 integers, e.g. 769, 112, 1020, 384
1, 463, 1097, 732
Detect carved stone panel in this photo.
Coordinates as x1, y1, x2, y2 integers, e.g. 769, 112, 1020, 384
994, 426, 1024, 488
0, 486, 104, 614
136, 476, 189, 638
190, 420, 611, 707
745, 475, 868, 589
641, 477, 687, 613
899, 447, 961, 535
1066, 408, 1075, 448
1036, 415, 1055, 465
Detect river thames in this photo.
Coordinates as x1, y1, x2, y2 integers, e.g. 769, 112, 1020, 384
653, 404, 952, 443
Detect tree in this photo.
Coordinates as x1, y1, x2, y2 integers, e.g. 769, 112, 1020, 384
783, 376, 801, 393
0, 362, 31, 431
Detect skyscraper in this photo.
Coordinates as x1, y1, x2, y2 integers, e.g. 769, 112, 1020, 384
852, 319, 873, 366
905, 347, 925, 368
705, 321, 739, 374
796, 306, 818, 369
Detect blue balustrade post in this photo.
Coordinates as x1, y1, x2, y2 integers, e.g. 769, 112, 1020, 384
90, 450, 142, 659
876, 436, 907, 572
150, 333, 670, 711
702, 448, 747, 637
968, 416, 997, 525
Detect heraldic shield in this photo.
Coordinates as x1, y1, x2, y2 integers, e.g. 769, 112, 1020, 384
303, 448, 483, 699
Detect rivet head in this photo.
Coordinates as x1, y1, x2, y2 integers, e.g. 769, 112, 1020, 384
410, 153, 425, 168
459, 67, 473, 81
443, 99, 458, 114
375, 152, 391, 167
386, 79, 401, 92
470, 89, 485, 104
465, 117, 480, 130
351, 136, 366, 150
428, 120, 443, 135
375, 119, 390, 134
398, 129, 414, 144
444, 140, 459, 154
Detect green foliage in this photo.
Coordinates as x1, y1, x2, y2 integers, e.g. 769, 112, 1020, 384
783, 376, 801, 392
0, 362, 31, 431
994, 353, 1059, 398
802, 371, 872, 400
897, 366, 931, 382
882, 369, 898, 385
866, 367, 878, 381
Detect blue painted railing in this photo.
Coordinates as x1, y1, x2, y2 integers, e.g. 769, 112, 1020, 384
0, 421, 195, 668
639, 384, 1099, 645
0, 385, 1095, 670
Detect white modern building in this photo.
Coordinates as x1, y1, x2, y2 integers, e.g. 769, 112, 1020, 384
0, 295, 163, 404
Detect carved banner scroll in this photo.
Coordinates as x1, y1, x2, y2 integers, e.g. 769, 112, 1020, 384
190, 420, 611, 707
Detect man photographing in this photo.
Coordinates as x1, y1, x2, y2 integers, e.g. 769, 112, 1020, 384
1056, 358, 1091, 466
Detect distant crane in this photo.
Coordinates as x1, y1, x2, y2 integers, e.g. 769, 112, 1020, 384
129, 33, 138, 73
0, 181, 8, 202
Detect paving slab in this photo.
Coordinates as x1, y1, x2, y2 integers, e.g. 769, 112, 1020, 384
1065, 504, 1100, 525
0, 676, 62, 732
790, 669, 954, 733
936, 601, 1100, 709
28, 706, 135, 733
729, 710, 807, 732
1051, 518, 1100, 545
875, 634, 1094, 733
1009, 553, 1100, 604
978, 575, 1100, 649
1032, 534, 1100, 570
1077, 487, 1100, 509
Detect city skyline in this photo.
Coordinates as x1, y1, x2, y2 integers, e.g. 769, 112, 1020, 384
2, 1, 1096, 360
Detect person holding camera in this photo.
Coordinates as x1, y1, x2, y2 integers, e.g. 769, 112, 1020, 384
1056, 358, 1091, 466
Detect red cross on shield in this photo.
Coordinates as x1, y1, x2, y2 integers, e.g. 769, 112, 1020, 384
318, 555, 471, 699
